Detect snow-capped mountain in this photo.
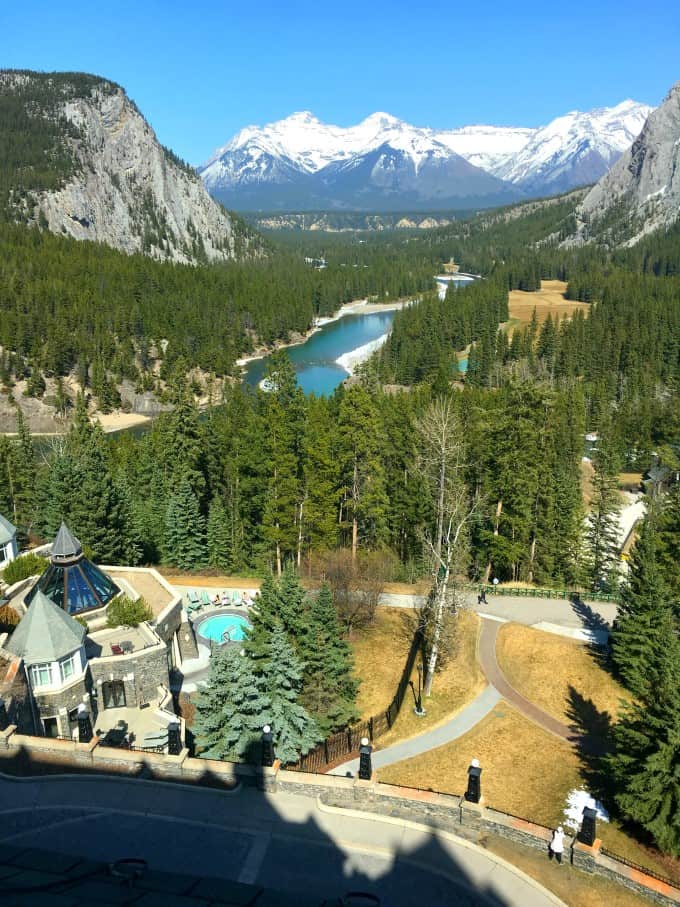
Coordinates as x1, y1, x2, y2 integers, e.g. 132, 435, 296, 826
200, 100, 653, 211
488, 100, 652, 194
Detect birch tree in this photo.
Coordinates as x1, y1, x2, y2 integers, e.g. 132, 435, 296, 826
415, 396, 476, 697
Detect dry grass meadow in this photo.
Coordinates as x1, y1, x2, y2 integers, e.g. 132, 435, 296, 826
495, 623, 632, 727
506, 279, 589, 332
350, 608, 485, 748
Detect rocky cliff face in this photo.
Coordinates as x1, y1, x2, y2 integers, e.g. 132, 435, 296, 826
1, 71, 257, 264
574, 82, 680, 245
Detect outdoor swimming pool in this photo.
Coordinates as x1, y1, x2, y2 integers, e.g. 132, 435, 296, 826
196, 612, 251, 645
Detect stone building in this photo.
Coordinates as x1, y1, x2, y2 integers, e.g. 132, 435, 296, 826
5, 590, 91, 738
1, 522, 185, 746
0, 514, 18, 571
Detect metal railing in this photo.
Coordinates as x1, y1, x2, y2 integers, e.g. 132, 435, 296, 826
464, 583, 620, 604
600, 846, 680, 890
290, 628, 422, 773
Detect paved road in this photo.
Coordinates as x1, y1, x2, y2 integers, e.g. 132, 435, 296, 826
379, 590, 616, 643
0, 773, 563, 906
332, 685, 502, 777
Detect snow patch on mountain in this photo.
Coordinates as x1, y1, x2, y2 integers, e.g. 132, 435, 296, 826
200, 98, 654, 206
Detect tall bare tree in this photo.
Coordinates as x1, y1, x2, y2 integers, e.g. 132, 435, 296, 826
415, 397, 477, 696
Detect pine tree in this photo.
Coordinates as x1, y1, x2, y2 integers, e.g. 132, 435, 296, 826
245, 573, 283, 659
57, 398, 136, 562
262, 624, 319, 764
207, 496, 232, 571
585, 448, 621, 592
260, 353, 305, 574
611, 517, 673, 700
10, 407, 36, 529
336, 384, 388, 560
300, 397, 339, 557
657, 485, 680, 603
299, 584, 358, 734
163, 477, 206, 570
608, 612, 680, 856
245, 568, 304, 658
193, 645, 270, 761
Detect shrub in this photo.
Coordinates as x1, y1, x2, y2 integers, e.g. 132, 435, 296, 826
0, 604, 20, 633
106, 595, 153, 628
2, 552, 48, 585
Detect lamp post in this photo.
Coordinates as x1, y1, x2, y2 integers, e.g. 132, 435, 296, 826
77, 703, 93, 743
167, 721, 182, 756
413, 664, 426, 717
262, 724, 275, 767
579, 806, 597, 846
358, 737, 372, 781
465, 758, 482, 803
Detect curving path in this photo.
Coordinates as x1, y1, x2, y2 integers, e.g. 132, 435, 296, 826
477, 619, 579, 746
333, 616, 592, 778
331, 684, 502, 776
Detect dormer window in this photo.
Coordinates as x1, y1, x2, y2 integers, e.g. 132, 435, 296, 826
30, 663, 53, 688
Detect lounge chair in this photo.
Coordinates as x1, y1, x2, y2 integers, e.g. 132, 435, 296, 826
201, 591, 211, 606
188, 591, 200, 605
232, 591, 242, 605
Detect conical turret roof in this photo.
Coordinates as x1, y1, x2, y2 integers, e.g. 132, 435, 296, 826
6, 590, 86, 665
52, 522, 82, 561
24, 523, 120, 616
0, 513, 16, 545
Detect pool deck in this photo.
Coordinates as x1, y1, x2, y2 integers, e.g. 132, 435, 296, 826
175, 602, 254, 694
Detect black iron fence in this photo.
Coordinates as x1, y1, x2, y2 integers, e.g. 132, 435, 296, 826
600, 846, 680, 891
291, 627, 423, 773
464, 583, 620, 604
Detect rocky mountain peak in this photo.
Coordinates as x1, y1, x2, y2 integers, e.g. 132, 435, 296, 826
574, 81, 680, 245
0, 70, 258, 264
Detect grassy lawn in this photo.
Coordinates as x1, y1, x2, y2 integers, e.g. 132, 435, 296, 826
507, 280, 589, 329
350, 607, 414, 718
481, 834, 651, 907
378, 609, 485, 747
378, 702, 679, 881
350, 607, 485, 748
495, 623, 631, 727
379, 703, 581, 827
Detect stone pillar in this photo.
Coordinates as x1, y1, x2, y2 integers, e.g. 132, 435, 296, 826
571, 837, 601, 872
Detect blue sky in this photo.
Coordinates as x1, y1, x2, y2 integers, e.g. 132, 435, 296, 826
2, 0, 677, 165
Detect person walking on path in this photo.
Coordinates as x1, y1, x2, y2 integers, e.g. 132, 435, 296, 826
477, 587, 488, 605
549, 826, 565, 864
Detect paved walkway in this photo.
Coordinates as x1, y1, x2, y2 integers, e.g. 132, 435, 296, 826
379, 590, 617, 641
0, 772, 563, 906
331, 685, 502, 776
477, 619, 578, 746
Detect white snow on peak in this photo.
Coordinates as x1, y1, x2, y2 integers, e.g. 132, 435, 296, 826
199, 100, 654, 190
491, 102, 653, 185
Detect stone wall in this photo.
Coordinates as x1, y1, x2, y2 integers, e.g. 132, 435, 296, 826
89, 644, 169, 710
32, 675, 91, 737
0, 732, 677, 906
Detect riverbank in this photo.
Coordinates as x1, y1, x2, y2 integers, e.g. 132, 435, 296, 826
235, 297, 412, 369
336, 332, 389, 375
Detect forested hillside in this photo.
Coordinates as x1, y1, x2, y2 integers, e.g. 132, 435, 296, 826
0, 221, 437, 400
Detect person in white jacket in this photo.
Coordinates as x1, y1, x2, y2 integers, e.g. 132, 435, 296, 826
550, 826, 565, 864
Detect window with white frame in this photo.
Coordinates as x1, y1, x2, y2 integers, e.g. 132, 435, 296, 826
59, 652, 78, 683
0, 542, 9, 563
30, 663, 53, 688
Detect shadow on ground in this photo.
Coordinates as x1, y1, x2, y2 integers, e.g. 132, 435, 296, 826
0, 741, 518, 906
